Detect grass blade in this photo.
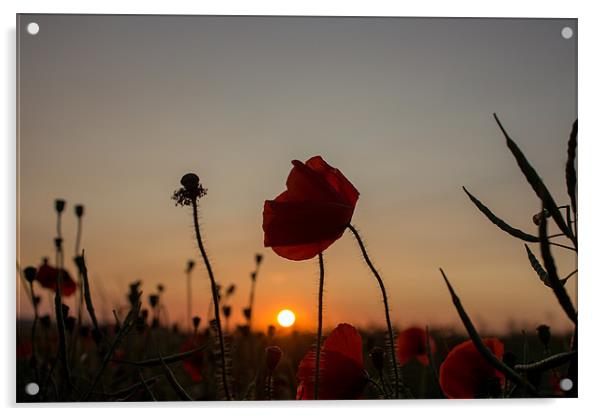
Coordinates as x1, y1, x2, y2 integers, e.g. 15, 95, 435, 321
538, 213, 578, 324
565, 120, 578, 220
439, 268, 538, 396
493, 113, 576, 248
514, 351, 576, 373
463, 187, 539, 242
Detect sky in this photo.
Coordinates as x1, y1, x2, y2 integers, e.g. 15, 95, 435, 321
17, 15, 577, 334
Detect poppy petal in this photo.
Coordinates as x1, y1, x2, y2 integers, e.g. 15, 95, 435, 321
305, 156, 360, 207
263, 200, 352, 247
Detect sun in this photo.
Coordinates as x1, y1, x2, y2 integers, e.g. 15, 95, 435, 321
277, 309, 296, 327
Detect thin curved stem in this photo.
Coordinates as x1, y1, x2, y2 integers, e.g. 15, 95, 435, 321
191, 199, 231, 400
29, 281, 39, 382
347, 224, 400, 398
54, 214, 71, 389
314, 252, 325, 400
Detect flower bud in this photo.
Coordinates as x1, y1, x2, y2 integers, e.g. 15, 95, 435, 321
23, 266, 37, 283
75, 204, 84, 218
250, 272, 257, 282
157, 284, 164, 293
369, 347, 385, 371
532, 209, 551, 226
186, 260, 195, 273
265, 346, 283, 372
255, 254, 263, 265
149, 294, 159, 308
226, 284, 236, 296
222, 305, 232, 318
55, 199, 66, 213
243, 307, 252, 320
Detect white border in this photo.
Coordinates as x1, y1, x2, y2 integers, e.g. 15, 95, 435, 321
3, 1, 601, 415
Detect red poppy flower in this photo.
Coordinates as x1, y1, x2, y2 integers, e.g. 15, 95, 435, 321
439, 338, 505, 399
296, 323, 367, 400
181, 336, 204, 382
396, 326, 436, 366
36, 263, 77, 297
263, 156, 359, 261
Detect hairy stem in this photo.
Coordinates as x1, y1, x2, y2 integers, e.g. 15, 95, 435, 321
314, 252, 325, 400
347, 224, 400, 398
191, 199, 231, 400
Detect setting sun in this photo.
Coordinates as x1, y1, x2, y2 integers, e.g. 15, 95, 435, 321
277, 309, 296, 327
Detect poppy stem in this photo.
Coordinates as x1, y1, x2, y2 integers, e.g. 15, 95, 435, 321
314, 252, 325, 400
347, 224, 400, 398
186, 269, 192, 331
191, 199, 231, 400
29, 280, 39, 382
54, 213, 71, 391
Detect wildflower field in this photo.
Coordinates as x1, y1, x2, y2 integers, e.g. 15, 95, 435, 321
16, 116, 577, 402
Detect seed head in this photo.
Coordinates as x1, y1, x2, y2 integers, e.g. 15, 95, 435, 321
172, 173, 207, 207
186, 260, 195, 273
55, 199, 66, 214
222, 305, 232, 318
265, 346, 283, 372
243, 307, 252, 320
192, 316, 201, 330
250, 272, 257, 282
23, 266, 37, 283
255, 253, 263, 265
75, 204, 85, 218
149, 294, 159, 308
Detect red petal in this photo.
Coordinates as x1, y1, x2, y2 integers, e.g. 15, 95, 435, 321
271, 240, 337, 261
439, 338, 505, 399
263, 200, 352, 247
323, 323, 364, 367
305, 156, 359, 207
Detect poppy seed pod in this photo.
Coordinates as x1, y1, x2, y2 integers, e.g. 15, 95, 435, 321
536, 324, 551, 347
186, 260, 195, 272
75, 204, 84, 217
369, 347, 385, 372
250, 272, 257, 282
149, 294, 159, 308
226, 284, 236, 296
255, 253, 263, 265
192, 316, 201, 330
243, 307, 252, 320
157, 284, 164, 293
180, 173, 200, 190
23, 266, 37, 283
55, 199, 66, 213
265, 346, 283, 372
222, 305, 232, 318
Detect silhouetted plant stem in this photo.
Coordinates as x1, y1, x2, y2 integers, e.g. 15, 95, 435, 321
347, 224, 400, 398
76, 252, 101, 338
191, 198, 231, 400
29, 280, 39, 381
53, 209, 71, 390
314, 252, 325, 400
186, 268, 192, 331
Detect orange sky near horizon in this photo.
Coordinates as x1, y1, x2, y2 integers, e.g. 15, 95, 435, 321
17, 15, 577, 335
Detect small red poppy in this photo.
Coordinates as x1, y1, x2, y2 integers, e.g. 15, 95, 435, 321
396, 326, 436, 366
263, 156, 359, 261
439, 338, 505, 399
36, 263, 77, 297
296, 323, 367, 400
181, 336, 204, 382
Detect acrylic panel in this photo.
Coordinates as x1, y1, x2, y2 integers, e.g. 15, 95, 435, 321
16, 14, 578, 402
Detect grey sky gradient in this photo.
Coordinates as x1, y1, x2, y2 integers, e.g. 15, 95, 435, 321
17, 15, 577, 333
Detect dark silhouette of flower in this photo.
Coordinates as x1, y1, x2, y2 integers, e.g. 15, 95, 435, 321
396, 326, 436, 366
265, 346, 283, 372
439, 338, 505, 398
181, 336, 204, 382
296, 323, 367, 400
263, 156, 359, 261
36, 260, 76, 297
